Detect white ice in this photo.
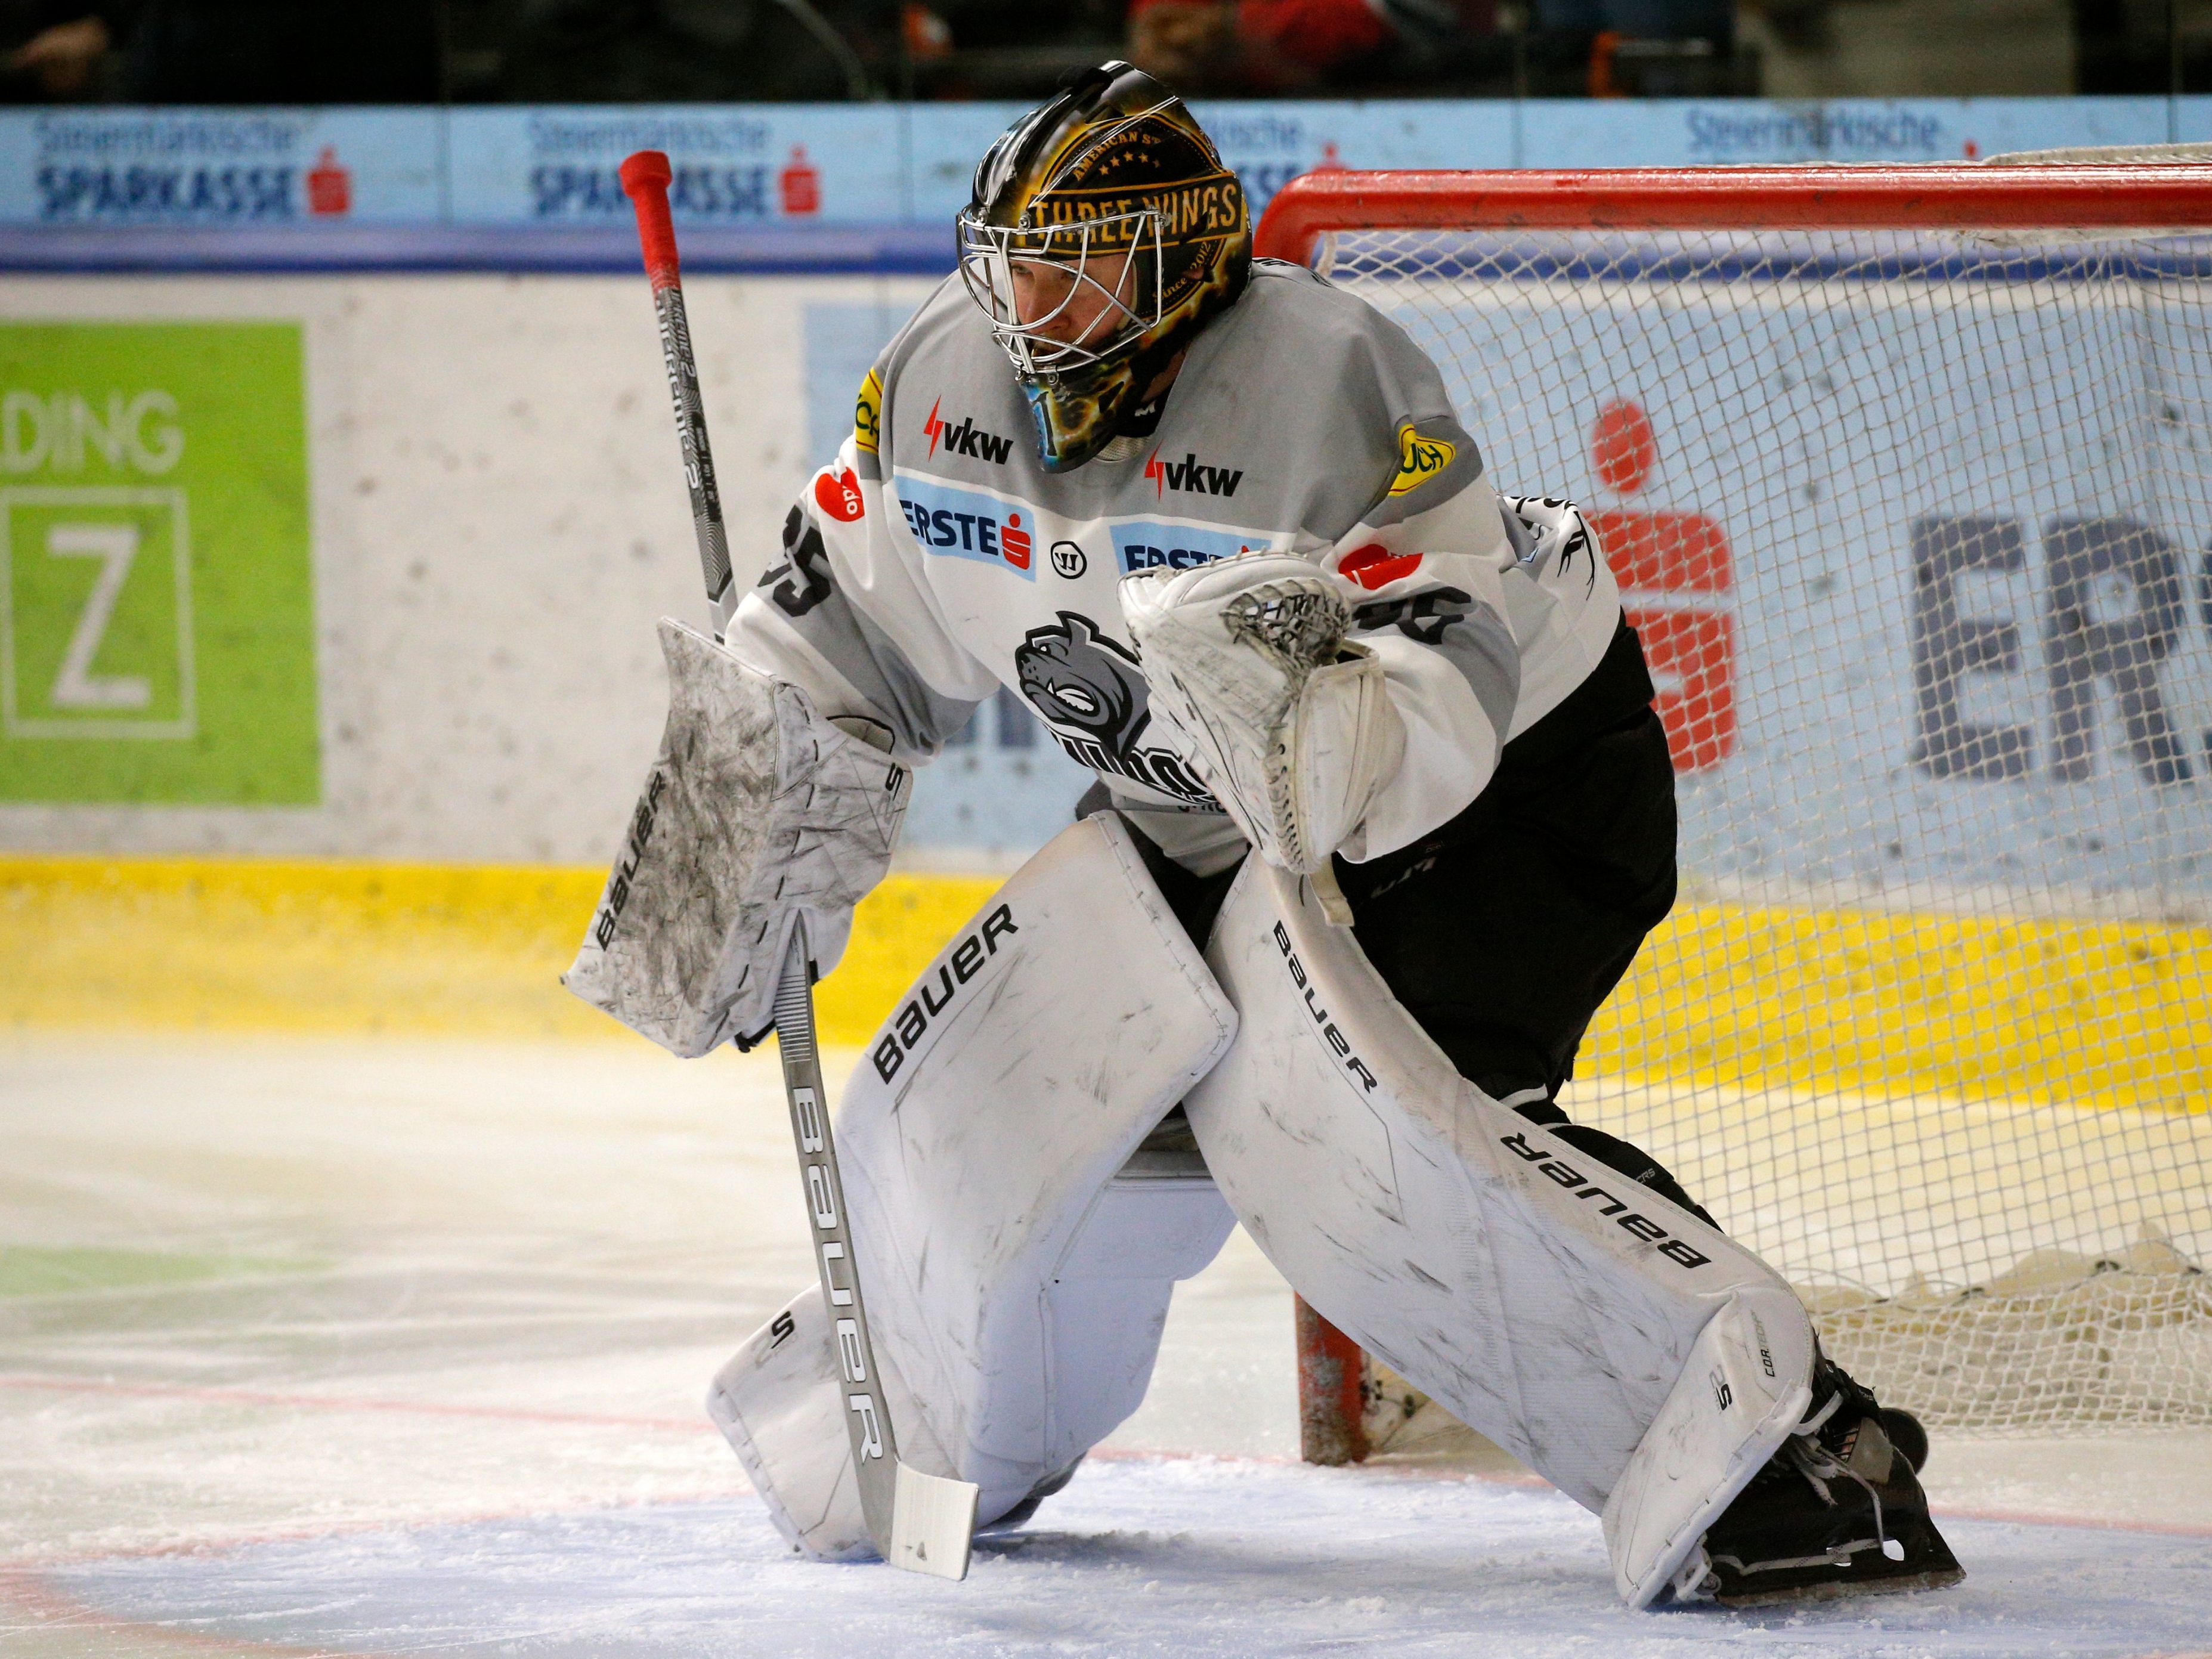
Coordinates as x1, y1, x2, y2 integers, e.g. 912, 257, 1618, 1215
5, 1033, 2210, 1658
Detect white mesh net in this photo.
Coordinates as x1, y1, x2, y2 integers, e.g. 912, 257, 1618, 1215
1318, 213, 2212, 1432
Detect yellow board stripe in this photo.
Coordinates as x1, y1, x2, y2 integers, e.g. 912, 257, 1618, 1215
1586, 900, 2212, 1113
0, 855, 998, 1048
5, 855, 2207, 1110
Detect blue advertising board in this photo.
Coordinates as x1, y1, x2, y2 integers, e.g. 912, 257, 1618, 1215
444, 106, 907, 225
4, 95, 2211, 272
0, 107, 442, 226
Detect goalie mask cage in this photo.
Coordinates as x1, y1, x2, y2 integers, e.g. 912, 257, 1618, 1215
1258, 165, 2212, 1448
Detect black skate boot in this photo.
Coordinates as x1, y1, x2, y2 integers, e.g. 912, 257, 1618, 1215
1690, 1354, 1963, 1607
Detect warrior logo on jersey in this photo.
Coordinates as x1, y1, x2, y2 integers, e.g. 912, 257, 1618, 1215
1013, 612, 1217, 807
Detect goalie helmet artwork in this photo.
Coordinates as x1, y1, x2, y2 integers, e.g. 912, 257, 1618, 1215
958, 61, 1252, 472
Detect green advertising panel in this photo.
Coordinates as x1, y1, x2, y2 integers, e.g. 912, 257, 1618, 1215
0, 322, 317, 804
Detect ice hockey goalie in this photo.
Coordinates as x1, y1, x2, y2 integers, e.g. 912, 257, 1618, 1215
586, 61, 1964, 1610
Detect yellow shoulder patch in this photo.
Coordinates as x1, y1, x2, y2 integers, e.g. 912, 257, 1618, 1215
854, 367, 883, 456
1388, 426, 1456, 497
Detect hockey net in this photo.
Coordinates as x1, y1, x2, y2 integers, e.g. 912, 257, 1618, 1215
1260, 165, 2212, 1441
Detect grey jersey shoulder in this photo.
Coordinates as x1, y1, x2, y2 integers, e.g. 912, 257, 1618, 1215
877, 273, 986, 382
1186, 260, 1485, 537
868, 276, 1030, 472
1240, 259, 1464, 424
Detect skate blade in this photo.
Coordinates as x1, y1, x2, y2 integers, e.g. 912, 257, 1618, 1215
1715, 1563, 1965, 1609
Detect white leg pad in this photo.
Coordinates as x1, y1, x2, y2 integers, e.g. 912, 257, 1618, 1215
710, 814, 1239, 1556
709, 1286, 938, 1561
1186, 860, 1817, 1607
1601, 1287, 1813, 1606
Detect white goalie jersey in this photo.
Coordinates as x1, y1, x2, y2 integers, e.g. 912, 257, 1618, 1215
720, 258, 1623, 873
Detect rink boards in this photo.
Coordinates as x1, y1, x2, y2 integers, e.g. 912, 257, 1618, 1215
11, 265, 2212, 907
5, 851, 2207, 1117
2, 265, 2209, 1121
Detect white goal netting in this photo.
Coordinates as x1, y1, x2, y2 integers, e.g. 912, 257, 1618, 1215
1317, 209, 2212, 1432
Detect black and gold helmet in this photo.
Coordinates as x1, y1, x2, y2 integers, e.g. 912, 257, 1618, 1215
958, 63, 1251, 473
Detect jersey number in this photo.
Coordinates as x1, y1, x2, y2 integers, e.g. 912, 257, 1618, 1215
762, 506, 833, 618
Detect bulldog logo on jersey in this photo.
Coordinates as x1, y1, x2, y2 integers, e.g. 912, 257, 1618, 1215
1013, 612, 1215, 807
1015, 613, 1147, 752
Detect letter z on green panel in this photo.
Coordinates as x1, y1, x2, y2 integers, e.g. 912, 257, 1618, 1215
0, 323, 316, 803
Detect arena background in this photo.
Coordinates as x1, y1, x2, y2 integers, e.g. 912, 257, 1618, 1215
9, 90, 2212, 1656
8, 95, 2212, 1067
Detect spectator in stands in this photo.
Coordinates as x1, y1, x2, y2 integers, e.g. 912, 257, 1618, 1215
1128, 0, 1502, 95
5, 0, 442, 101
1536, 0, 1737, 96
3, 1, 110, 98
904, 0, 1125, 99
501, 0, 898, 101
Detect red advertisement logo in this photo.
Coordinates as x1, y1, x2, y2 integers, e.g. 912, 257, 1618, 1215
779, 146, 821, 217
1585, 398, 1735, 772
307, 146, 351, 217
813, 466, 864, 523
1338, 543, 1422, 590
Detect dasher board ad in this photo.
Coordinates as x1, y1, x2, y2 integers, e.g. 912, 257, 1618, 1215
7, 98, 2212, 234
0, 321, 318, 806
1342, 237, 2212, 906
0, 109, 441, 224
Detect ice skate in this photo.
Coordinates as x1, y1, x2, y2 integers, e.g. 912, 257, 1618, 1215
1690, 1357, 1963, 1607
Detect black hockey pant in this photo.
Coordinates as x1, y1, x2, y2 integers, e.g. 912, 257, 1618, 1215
1332, 701, 1717, 1230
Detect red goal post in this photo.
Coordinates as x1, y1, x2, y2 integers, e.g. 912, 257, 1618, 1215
1256, 166, 2212, 1468
1252, 164, 2212, 261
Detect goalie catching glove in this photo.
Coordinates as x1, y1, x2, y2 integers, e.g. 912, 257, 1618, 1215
1120, 553, 1406, 874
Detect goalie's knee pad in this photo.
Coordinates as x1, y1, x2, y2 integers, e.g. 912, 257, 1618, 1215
1186, 861, 1820, 1607
710, 813, 1239, 1558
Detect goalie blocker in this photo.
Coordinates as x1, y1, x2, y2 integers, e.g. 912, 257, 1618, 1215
563, 618, 909, 1056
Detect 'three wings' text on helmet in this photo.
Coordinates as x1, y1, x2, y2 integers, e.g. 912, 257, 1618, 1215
958, 63, 1252, 472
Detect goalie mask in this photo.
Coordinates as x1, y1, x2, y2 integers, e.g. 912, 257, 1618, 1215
958, 62, 1252, 473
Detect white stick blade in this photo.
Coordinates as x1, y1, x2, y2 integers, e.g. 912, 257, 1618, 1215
889, 1463, 979, 1581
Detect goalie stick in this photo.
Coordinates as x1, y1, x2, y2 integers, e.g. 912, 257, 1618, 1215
618, 147, 980, 1581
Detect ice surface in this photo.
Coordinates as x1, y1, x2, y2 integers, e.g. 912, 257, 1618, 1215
5, 1033, 2210, 1657
20, 1459, 2212, 1659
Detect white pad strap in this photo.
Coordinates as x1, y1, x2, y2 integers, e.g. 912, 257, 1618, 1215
1122, 554, 1405, 872
1185, 859, 1818, 1607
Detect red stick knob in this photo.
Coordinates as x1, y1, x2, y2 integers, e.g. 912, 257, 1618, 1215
620, 150, 680, 290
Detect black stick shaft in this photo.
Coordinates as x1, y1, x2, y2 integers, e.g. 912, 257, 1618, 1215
648, 281, 734, 610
